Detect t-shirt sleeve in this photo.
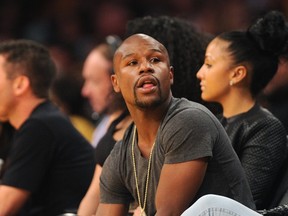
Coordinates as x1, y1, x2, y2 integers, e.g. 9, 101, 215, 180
161, 107, 217, 164
2, 119, 55, 192
99, 141, 133, 205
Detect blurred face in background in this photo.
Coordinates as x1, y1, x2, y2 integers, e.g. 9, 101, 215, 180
81, 49, 114, 115
0, 55, 16, 121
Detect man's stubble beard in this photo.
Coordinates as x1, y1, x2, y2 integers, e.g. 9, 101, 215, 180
133, 84, 163, 109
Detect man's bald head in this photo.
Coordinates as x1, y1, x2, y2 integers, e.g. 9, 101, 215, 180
113, 34, 170, 73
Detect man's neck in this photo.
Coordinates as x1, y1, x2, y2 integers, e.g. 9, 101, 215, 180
130, 97, 172, 152
9, 97, 46, 129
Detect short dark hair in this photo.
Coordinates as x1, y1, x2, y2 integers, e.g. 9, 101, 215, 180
0, 39, 56, 98
218, 10, 288, 97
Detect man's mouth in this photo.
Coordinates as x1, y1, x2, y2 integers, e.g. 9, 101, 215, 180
142, 81, 155, 89
137, 76, 157, 88
136, 75, 158, 93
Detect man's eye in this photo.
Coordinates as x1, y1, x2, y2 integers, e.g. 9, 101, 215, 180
150, 57, 160, 63
127, 60, 137, 66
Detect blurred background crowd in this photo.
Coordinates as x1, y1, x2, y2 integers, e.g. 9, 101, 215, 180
0, 1, 288, 214
1, 0, 288, 70
1, 0, 288, 128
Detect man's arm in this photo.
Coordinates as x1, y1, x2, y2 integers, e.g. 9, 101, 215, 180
0, 185, 30, 216
155, 157, 208, 216
78, 164, 102, 216
96, 203, 129, 216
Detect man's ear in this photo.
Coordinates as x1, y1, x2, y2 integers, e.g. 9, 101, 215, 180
170, 66, 174, 85
13, 75, 30, 96
230, 65, 247, 84
111, 74, 121, 93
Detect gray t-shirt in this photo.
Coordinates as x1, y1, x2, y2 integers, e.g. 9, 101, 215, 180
100, 98, 255, 215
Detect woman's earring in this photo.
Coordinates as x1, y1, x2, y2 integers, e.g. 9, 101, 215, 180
229, 80, 234, 86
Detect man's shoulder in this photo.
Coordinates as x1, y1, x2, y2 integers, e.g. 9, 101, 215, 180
162, 97, 227, 139
30, 101, 66, 121
20, 101, 86, 143
169, 97, 212, 113
166, 97, 217, 123
24, 101, 73, 131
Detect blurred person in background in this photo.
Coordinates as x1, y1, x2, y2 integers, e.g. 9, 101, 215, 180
78, 35, 132, 216
81, 35, 131, 148
0, 121, 14, 178
48, 40, 96, 142
0, 39, 95, 215
51, 72, 95, 142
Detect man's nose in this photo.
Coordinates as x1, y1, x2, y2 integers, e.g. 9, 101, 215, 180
81, 83, 89, 97
139, 60, 154, 74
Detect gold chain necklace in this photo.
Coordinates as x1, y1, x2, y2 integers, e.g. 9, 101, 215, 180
131, 125, 156, 216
